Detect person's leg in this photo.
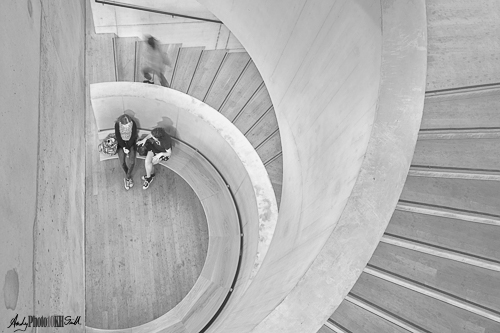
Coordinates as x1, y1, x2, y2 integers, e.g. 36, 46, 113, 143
126, 146, 137, 187
143, 151, 155, 190
142, 68, 152, 81
117, 147, 130, 190
144, 151, 154, 178
117, 147, 128, 174
142, 67, 154, 83
159, 73, 170, 88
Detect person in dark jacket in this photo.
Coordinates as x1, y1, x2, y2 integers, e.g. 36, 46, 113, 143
136, 127, 172, 190
115, 114, 138, 190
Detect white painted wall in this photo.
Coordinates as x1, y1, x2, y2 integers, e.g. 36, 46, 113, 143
90, 0, 243, 50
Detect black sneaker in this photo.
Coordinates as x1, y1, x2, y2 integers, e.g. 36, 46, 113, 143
143, 79, 154, 84
142, 174, 155, 190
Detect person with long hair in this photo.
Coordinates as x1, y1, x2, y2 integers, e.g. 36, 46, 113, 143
136, 127, 172, 190
115, 114, 138, 190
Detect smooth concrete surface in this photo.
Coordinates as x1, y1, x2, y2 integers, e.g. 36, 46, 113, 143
0, 0, 41, 326
89, 82, 278, 331
195, 0, 383, 327
1, 0, 86, 331
196, 0, 426, 332
90, 0, 243, 50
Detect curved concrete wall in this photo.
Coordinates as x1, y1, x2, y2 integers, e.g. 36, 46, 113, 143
90, 82, 278, 311
196, 0, 426, 332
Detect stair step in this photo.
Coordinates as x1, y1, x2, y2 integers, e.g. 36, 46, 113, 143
88, 33, 116, 84
171, 46, 205, 93
113, 37, 139, 82
188, 49, 227, 101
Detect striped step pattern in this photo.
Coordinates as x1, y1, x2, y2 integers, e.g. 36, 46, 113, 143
323, 1, 500, 332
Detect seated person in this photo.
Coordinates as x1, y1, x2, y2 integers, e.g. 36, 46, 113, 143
136, 127, 172, 190
115, 114, 138, 190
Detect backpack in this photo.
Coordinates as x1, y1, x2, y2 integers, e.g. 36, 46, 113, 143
98, 133, 118, 156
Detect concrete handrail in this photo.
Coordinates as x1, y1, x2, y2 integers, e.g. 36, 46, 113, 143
89, 83, 278, 332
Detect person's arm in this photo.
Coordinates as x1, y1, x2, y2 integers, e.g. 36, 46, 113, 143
125, 121, 138, 150
137, 133, 153, 146
131, 121, 138, 143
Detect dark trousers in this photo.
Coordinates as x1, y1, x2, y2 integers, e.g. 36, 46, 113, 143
117, 145, 137, 179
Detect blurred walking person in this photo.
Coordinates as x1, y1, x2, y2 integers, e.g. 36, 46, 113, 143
141, 35, 171, 87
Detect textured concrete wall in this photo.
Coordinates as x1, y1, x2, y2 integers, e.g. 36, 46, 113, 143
0, 0, 42, 327
1, 0, 86, 330
34, 0, 86, 328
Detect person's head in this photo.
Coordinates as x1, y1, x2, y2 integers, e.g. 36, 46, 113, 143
117, 114, 133, 140
151, 127, 167, 140
147, 36, 157, 49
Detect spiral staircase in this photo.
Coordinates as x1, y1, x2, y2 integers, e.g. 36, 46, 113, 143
88, 1, 500, 331
2, 0, 499, 332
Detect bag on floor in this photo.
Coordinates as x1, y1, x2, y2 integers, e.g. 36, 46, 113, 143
137, 144, 148, 157
98, 133, 118, 156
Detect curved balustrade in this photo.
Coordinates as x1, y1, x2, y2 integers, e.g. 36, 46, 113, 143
88, 82, 278, 332
194, 0, 427, 332
87, 133, 239, 332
